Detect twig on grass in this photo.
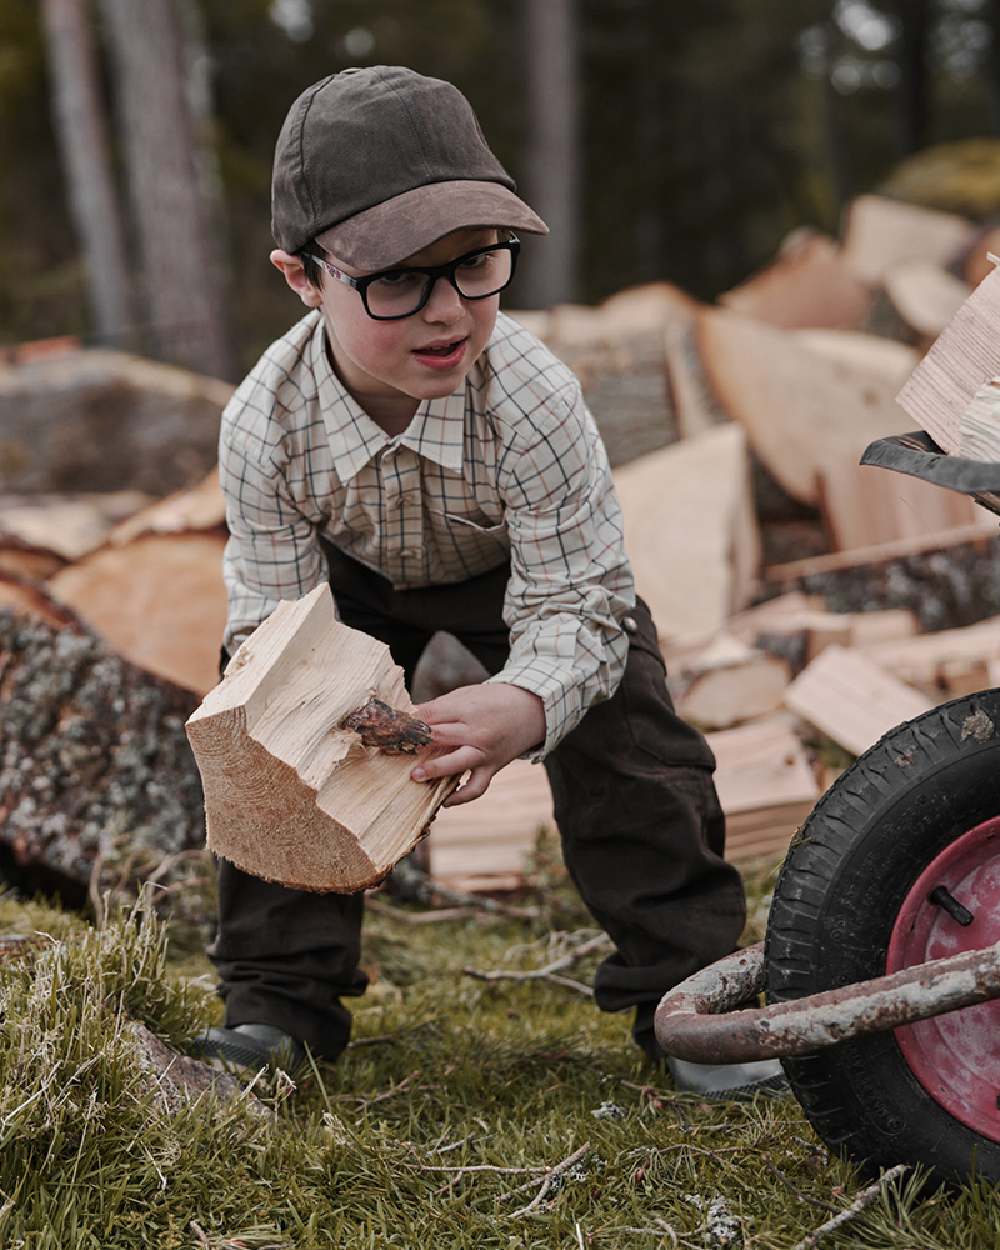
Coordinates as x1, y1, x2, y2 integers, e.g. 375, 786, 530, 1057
463, 932, 611, 997
505, 1141, 591, 1218
380, 860, 540, 919
789, 1165, 908, 1250
365, 899, 478, 924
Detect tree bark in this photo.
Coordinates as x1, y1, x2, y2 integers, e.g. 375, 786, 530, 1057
98, 0, 234, 380
0, 607, 204, 905
40, 0, 134, 349
518, 0, 581, 307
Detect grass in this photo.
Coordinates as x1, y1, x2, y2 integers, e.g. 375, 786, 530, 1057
0, 855, 996, 1249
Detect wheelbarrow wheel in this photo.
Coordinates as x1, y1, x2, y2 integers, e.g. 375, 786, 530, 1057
766, 688, 1000, 1186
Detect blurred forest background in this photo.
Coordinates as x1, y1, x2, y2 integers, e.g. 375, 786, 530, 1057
4, 0, 1000, 381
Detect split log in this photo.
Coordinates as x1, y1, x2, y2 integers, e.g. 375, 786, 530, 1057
784, 646, 931, 758
108, 468, 225, 545
793, 330, 917, 389
720, 231, 871, 330
0, 607, 203, 903
0, 349, 231, 495
860, 615, 1000, 698
0, 491, 150, 561
0, 534, 68, 582
186, 584, 455, 893
896, 263, 1000, 455
612, 425, 760, 649
511, 283, 696, 467
48, 531, 227, 695
707, 714, 819, 864
694, 306, 981, 545
964, 226, 1000, 287
842, 195, 975, 286
675, 637, 789, 730
883, 261, 969, 345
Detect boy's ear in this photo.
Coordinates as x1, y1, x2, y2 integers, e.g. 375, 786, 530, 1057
270, 249, 323, 308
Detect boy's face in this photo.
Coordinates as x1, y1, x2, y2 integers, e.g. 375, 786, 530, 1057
273, 227, 502, 411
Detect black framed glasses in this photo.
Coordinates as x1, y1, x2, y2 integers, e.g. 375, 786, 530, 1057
304, 236, 520, 320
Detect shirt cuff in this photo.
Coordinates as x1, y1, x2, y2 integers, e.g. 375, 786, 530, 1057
484, 659, 582, 762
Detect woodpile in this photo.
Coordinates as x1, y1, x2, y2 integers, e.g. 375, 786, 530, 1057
11, 188, 1000, 898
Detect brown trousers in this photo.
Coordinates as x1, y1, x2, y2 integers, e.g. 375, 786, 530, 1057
208, 544, 746, 1060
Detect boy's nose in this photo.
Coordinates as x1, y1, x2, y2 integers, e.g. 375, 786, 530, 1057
422, 275, 464, 322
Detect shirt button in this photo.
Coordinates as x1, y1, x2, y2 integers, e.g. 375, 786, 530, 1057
622, 615, 637, 633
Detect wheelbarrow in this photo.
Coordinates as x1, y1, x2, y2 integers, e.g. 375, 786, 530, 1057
655, 431, 1000, 1186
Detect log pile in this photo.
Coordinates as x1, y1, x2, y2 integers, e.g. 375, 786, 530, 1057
10, 189, 1000, 897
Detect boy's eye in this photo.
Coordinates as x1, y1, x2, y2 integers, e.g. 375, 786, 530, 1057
373, 270, 418, 287
458, 252, 492, 272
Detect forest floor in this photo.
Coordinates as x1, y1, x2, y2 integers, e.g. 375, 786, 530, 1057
0, 843, 995, 1250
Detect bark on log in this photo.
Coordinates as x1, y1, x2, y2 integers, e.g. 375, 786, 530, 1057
0, 607, 203, 903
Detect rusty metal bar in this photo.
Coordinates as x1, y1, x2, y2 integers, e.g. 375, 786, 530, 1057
654, 940, 1000, 1064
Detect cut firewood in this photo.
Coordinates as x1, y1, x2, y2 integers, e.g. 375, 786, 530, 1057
765, 517, 997, 582
0, 349, 231, 495
957, 376, 1000, 462
0, 534, 68, 581
109, 469, 225, 545
707, 714, 819, 863
0, 570, 81, 629
793, 330, 917, 389
430, 757, 554, 892
0, 491, 150, 561
784, 645, 932, 757
860, 615, 1000, 698
964, 226, 1000, 287
675, 640, 795, 735
896, 262, 1000, 455
0, 606, 203, 903
818, 455, 980, 551
186, 584, 455, 893
48, 531, 227, 695
509, 285, 696, 466
613, 424, 760, 648
883, 261, 969, 343
842, 195, 975, 286
695, 307, 915, 506
720, 231, 871, 330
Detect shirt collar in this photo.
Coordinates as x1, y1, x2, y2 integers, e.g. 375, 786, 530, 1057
311, 315, 466, 479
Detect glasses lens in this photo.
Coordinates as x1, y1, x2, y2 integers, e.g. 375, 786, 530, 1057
454, 247, 513, 299
366, 271, 430, 318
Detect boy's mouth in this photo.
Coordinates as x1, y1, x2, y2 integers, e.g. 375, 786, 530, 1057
411, 336, 468, 369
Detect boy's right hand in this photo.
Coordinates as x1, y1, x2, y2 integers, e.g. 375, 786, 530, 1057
409, 682, 545, 806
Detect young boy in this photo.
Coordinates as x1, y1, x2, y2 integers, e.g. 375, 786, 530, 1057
193, 66, 782, 1096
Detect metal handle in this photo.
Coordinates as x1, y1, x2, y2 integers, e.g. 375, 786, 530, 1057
653, 940, 1000, 1064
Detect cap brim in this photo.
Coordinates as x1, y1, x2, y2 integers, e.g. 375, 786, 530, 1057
315, 180, 548, 270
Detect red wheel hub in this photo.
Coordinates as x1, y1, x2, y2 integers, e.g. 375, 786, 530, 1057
886, 817, 1000, 1142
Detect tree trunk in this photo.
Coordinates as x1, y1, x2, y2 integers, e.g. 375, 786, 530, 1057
40, 0, 134, 349
98, 0, 234, 380
895, 0, 931, 155
518, 0, 580, 307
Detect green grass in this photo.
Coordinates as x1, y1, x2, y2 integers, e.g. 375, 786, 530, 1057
0, 860, 996, 1249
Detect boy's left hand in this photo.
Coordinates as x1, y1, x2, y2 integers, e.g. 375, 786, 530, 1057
409, 683, 546, 806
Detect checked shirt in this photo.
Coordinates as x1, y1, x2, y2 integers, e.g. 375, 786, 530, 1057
219, 309, 635, 757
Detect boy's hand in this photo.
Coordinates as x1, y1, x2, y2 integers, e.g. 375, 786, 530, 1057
409, 683, 546, 806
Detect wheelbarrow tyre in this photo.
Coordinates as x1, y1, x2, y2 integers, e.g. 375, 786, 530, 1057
766, 687, 1000, 1186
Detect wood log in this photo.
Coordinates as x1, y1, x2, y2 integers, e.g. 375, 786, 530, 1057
720, 231, 871, 330
793, 330, 917, 389
0, 349, 231, 495
48, 531, 227, 695
0, 491, 150, 560
108, 468, 225, 545
860, 615, 1000, 698
0, 535, 68, 582
612, 425, 760, 649
186, 584, 455, 893
784, 645, 931, 757
0, 606, 203, 903
842, 195, 975, 286
896, 263, 1000, 454
676, 651, 789, 730
883, 260, 969, 344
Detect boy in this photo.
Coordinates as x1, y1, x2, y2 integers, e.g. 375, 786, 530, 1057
193, 66, 782, 1096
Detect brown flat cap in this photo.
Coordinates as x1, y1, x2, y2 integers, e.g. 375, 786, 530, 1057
272, 66, 547, 270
